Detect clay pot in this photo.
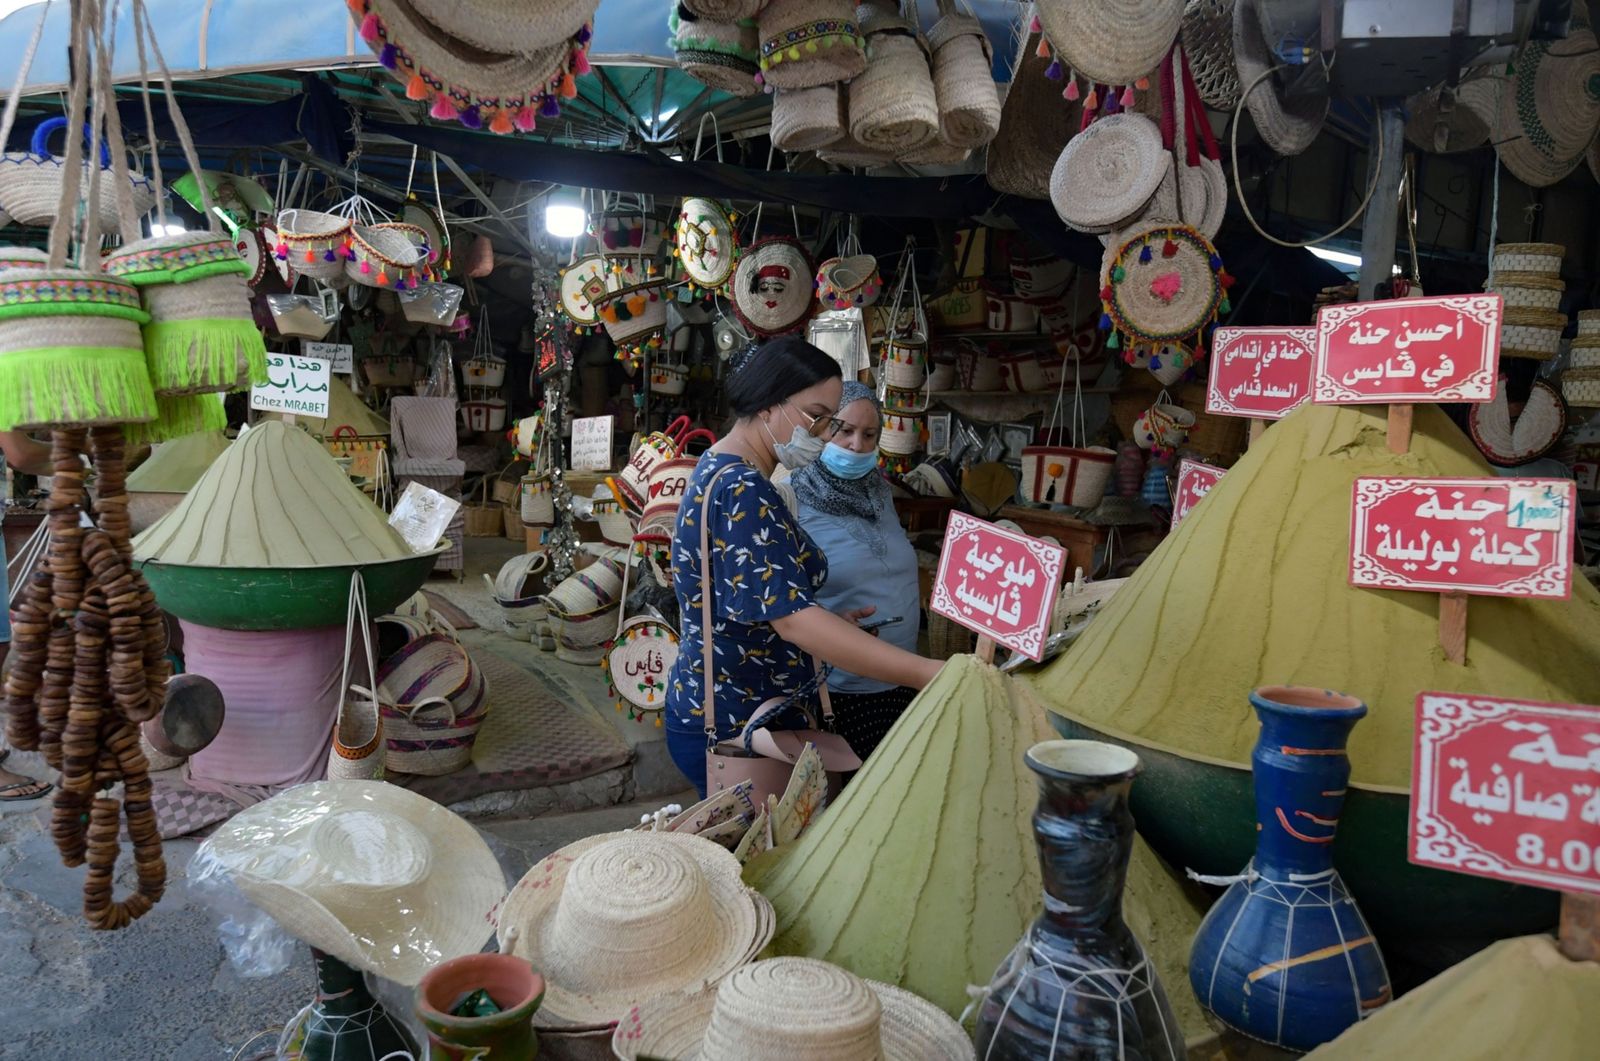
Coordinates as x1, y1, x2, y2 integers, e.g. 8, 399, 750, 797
416, 952, 546, 1060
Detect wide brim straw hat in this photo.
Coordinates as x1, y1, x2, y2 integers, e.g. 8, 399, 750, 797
1493, 29, 1600, 188
816, 252, 881, 308
1038, 0, 1183, 86
613, 958, 975, 1060
405, 0, 598, 55
1233, 0, 1327, 156
1405, 70, 1500, 154
494, 831, 774, 1028
350, 0, 590, 133
1181, 0, 1240, 110
986, 16, 1078, 199
196, 780, 505, 986
1051, 113, 1170, 232
732, 236, 815, 337
673, 7, 762, 97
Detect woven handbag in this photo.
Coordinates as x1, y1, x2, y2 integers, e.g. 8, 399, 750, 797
755, 0, 867, 91
848, 3, 938, 157
927, 0, 1001, 149
0, 116, 155, 230
328, 572, 385, 781
372, 632, 489, 775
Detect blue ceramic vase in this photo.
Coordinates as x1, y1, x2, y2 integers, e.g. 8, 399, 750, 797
975, 740, 1184, 1061
1188, 686, 1391, 1051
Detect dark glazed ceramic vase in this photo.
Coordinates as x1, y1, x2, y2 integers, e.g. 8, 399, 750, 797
1187, 686, 1391, 1052
974, 739, 1184, 1061
281, 949, 421, 1061
415, 952, 545, 1060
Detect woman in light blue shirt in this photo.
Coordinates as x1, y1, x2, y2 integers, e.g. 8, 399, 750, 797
786, 381, 922, 760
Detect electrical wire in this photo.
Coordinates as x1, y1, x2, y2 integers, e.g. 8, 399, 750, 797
1228, 57, 1386, 250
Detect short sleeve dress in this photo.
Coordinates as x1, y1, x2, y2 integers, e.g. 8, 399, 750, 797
664, 452, 828, 745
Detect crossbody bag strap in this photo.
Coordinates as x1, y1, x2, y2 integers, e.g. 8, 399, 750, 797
699, 463, 740, 742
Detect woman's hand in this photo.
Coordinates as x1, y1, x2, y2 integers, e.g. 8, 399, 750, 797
839, 605, 877, 626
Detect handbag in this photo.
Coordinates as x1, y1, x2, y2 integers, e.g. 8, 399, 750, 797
698, 465, 861, 802
327, 572, 385, 780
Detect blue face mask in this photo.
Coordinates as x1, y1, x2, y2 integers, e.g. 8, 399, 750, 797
819, 441, 879, 480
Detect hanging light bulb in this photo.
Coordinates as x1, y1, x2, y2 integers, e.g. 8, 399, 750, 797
544, 186, 587, 239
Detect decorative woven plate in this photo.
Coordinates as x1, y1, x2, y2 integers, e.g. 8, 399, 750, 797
560, 254, 612, 325
675, 197, 740, 290
731, 236, 815, 337
1100, 222, 1229, 354
605, 616, 680, 717
1468, 378, 1566, 466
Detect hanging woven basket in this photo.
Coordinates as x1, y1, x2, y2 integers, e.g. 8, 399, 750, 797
848, 7, 938, 157
347, 222, 427, 289
595, 277, 669, 361
772, 83, 848, 152
274, 208, 354, 280
672, 6, 762, 97
0, 117, 155, 230
755, 0, 867, 91
0, 268, 157, 430
927, 7, 1000, 149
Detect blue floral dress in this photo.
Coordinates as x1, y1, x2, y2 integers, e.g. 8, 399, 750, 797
665, 452, 828, 745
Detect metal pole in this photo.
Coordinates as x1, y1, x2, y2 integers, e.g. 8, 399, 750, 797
1357, 99, 1407, 300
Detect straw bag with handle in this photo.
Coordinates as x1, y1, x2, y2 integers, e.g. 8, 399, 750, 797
328, 572, 385, 781
1020, 361, 1115, 507
369, 633, 489, 776
463, 474, 503, 537
698, 465, 861, 804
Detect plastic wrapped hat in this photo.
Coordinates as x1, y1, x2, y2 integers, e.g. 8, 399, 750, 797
347, 0, 595, 134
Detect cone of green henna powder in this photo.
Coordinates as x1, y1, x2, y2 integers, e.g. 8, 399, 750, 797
743, 655, 1212, 1043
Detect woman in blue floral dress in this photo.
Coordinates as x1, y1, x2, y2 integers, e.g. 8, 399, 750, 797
664, 337, 942, 797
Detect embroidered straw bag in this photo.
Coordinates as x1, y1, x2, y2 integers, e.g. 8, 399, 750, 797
671, 6, 762, 97
848, 3, 938, 157
755, 0, 867, 91
347, 222, 427, 289
927, 0, 1000, 149
328, 572, 385, 781
275, 209, 353, 280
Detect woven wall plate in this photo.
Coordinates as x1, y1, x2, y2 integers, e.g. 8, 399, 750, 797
560, 254, 612, 325
731, 236, 815, 336
675, 196, 740, 290
1101, 222, 1226, 349
1050, 113, 1169, 232
1468, 378, 1566, 467
605, 616, 680, 715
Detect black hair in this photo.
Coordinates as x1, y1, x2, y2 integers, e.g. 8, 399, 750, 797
725, 335, 841, 417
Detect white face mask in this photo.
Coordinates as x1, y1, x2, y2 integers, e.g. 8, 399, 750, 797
763, 403, 827, 470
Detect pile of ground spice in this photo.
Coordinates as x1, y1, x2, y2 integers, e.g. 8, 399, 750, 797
125, 430, 230, 495
744, 655, 1212, 1042
132, 420, 411, 568
1028, 403, 1600, 792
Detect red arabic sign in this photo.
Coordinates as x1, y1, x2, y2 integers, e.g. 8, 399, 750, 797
1314, 294, 1501, 404
1170, 458, 1226, 531
1206, 327, 1315, 420
1411, 693, 1600, 896
1349, 478, 1574, 599
929, 512, 1065, 661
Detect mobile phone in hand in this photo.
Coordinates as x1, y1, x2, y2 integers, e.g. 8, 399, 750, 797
859, 615, 903, 633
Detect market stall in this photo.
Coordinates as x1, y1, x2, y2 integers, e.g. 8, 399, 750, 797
0, 0, 1598, 1057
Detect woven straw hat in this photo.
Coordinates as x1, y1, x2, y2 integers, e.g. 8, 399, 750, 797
1405, 72, 1500, 154
672, 7, 762, 97
197, 780, 505, 986
732, 237, 815, 336
494, 831, 774, 1028
1494, 30, 1600, 187
406, 0, 597, 55
986, 19, 1077, 199
1233, 0, 1327, 156
1037, 0, 1183, 86
350, 0, 592, 134
1181, 0, 1240, 109
1051, 113, 1170, 232
613, 958, 975, 1060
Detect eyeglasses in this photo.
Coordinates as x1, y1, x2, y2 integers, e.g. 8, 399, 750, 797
785, 401, 846, 438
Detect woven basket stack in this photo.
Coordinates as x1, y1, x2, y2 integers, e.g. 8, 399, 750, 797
1490, 242, 1566, 362
1566, 309, 1600, 410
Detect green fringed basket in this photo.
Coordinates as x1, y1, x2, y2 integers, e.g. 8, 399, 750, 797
105, 233, 269, 396
0, 267, 157, 431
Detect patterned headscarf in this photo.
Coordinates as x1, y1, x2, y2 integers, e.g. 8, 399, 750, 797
789, 381, 889, 522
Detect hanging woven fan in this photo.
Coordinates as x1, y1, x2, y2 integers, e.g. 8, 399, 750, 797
559, 253, 612, 327
675, 196, 740, 291
731, 236, 815, 337
1098, 221, 1233, 359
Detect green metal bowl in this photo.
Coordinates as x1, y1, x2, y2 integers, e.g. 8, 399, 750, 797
1050, 716, 1559, 947
138, 548, 446, 631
